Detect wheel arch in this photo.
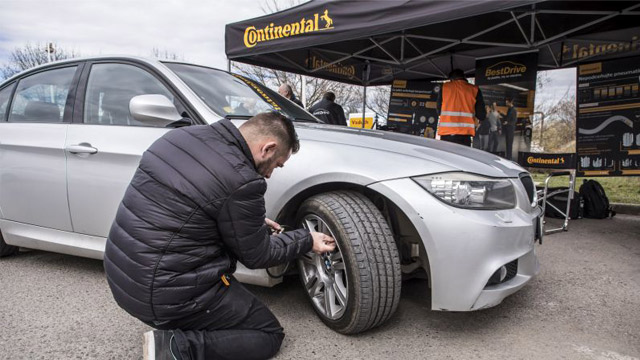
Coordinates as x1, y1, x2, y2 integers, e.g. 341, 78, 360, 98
275, 181, 432, 288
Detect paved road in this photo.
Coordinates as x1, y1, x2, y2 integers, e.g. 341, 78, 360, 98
1, 215, 639, 359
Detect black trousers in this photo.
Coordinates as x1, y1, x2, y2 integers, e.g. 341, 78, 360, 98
504, 125, 515, 160
488, 130, 500, 153
151, 277, 284, 360
440, 134, 471, 146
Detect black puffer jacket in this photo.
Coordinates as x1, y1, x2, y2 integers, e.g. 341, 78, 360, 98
104, 119, 312, 322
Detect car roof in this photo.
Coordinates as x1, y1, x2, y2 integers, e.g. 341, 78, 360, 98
0, 55, 221, 85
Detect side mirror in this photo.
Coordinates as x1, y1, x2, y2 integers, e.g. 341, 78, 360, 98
129, 94, 182, 127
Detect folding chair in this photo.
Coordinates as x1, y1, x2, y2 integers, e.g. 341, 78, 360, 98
536, 170, 576, 235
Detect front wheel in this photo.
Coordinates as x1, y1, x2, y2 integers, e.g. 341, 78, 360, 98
0, 231, 19, 257
296, 191, 401, 334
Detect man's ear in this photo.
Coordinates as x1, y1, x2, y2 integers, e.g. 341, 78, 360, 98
261, 141, 278, 158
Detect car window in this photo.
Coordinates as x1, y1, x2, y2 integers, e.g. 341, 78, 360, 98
165, 63, 318, 122
0, 83, 15, 121
84, 63, 175, 127
8, 66, 77, 123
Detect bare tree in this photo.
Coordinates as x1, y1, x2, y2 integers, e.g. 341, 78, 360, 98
151, 47, 185, 61
1, 42, 80, 80
532, 88, 576, 152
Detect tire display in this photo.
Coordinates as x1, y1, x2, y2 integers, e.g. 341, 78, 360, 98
296, 191, 401, 334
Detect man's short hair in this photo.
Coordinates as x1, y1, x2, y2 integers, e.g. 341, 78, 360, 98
241, 112, 300, 154
448, 69, 466, 80
505, 96, 514, 103
323, 92, 336, 102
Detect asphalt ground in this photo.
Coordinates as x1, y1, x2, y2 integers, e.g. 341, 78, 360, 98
1, 215, 639, 360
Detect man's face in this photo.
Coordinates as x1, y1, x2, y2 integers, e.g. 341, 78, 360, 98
255, 141, 292, 179
278, 87, 288, 98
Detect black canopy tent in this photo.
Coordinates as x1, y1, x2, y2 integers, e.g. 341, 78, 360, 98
225, 0, 640, 86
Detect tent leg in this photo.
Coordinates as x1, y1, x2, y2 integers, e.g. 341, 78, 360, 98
362, 85, 367, 128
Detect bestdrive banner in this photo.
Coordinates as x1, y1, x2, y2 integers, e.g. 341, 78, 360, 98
518, 152, 576, 170
475, 52, 538, 161
577, 55, 640, 177
475, 52, 538, 119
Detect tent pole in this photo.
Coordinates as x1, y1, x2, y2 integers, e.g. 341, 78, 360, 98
362, 85, 367, 128
362, 61, 370, 129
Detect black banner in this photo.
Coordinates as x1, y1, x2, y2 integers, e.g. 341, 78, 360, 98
576, 56, 640, 177
475, 53, 538, 160
518, 152, 576, 169
476, 53, 538, 86
386, 79, 439, 137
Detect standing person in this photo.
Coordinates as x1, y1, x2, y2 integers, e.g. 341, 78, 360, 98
476, 107, 491, 151
278, 83, 304, 107
487, 103, 502, 153
103, 112, 336, 360
501, 97, 518, 160
308, 91, 347, 126
436, 69, 486, 146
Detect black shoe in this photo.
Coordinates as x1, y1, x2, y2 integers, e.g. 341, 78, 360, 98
143, 330, 182, 360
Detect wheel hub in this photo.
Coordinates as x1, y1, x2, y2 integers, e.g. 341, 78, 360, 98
298, 215, 348, 320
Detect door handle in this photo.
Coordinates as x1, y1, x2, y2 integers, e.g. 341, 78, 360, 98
65, 143, 98, 155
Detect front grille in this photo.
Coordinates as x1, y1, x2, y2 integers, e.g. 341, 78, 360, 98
519, 173, 536, 205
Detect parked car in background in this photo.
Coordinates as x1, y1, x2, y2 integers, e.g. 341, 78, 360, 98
0, 57, 542, 334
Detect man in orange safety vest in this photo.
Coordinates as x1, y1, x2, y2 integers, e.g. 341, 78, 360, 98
436, 69, 487, 146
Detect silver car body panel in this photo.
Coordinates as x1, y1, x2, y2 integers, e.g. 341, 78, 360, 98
0, 123, 72, 231
0, 56, 540, 312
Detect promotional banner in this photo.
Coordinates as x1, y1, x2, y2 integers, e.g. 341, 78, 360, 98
386, 79, 439, 136
576, 56, 640, 176
518, 152, 577, 170
475, 52, 538, 159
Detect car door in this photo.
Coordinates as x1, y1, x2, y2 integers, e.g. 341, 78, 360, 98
65, 61, 185, 237
0, 65, 81, 231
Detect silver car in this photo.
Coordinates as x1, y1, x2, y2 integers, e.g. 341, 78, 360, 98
0, 56, 541, 334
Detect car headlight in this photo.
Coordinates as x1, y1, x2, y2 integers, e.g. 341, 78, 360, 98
412, 172, 516, 210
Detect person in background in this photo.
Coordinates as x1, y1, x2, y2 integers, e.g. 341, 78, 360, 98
436, 69, 486, 146
475, 108, 491, 151
501, 97, 517, 160
308, 91, 347, 126
278, 83, 304, 107
487, 103, 502, 153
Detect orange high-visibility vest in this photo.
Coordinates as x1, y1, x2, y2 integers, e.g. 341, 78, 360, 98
438, 79, 478, 136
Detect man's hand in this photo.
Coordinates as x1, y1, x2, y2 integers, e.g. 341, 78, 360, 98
265, 218, 282, 233
311, 232, 336, 254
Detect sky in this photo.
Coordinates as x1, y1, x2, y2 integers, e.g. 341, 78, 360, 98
0, 0, 267, 69
0, 0, 575, 101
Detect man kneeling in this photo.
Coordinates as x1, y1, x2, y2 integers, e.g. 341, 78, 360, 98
104, 112, 335, 360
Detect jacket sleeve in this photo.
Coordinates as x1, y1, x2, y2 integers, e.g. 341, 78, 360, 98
216, 179, 313, 269
475, 87, 487, 121
436, 89, 442, 115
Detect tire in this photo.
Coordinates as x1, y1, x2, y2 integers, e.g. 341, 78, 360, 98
0, 231, 19, 257
296, 191, 401, 334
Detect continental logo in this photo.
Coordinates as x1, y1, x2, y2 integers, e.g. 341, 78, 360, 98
526, 156, 565, 165
243, 9, 334, 48
485, 61, 527, 77
562, 36, 640, 61
305, 55, 355, 78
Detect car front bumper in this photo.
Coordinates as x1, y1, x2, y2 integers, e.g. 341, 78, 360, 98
368, 177, 540, 311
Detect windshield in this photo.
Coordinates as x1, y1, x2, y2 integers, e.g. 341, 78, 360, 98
165, 63, 318, 122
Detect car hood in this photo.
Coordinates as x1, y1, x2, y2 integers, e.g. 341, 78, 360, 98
296, 123, 526, 179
